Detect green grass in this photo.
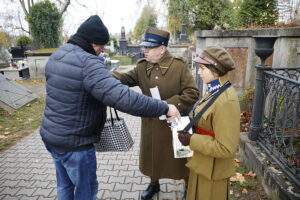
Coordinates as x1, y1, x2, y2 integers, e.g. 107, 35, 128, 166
31, 48, 57, 53
0, 95, 45, 151
229, 160, 267, 200
111, 55, 132, 65
232, 164, 257, 189
0, 64, 9, 69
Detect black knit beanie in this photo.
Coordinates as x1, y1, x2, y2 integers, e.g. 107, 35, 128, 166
76, 15, 109, 45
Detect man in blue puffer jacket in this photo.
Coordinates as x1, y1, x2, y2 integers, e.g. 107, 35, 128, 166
40, 15, 180, 200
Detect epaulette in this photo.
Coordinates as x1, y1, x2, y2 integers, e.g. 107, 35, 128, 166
136, 58, 147, 64
174, 56, 187, 63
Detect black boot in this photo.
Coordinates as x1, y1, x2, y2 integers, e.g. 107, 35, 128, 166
141, 182, 160, 200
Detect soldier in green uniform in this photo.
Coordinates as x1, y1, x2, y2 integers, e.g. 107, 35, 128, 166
113, 27, 199, 200
178, 46, 241, 200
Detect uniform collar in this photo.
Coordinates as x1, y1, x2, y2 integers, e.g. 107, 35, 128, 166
219, 74, 229, 85
146, 50, 173, 76
207, 79, 221, 93
206, 74, 230, 93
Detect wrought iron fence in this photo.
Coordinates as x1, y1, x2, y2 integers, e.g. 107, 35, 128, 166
258, 67, 300, 186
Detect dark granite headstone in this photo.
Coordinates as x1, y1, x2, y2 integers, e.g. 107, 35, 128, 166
119, 27, 128, 55
179, 24, 190, 43
10, 46, 31, 59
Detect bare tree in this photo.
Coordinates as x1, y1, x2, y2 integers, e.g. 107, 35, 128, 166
1, 0, 71, 35
18, 0, 71, 16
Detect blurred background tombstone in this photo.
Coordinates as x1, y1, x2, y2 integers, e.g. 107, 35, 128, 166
0, 43, 11, 66
0, 45, 31, 80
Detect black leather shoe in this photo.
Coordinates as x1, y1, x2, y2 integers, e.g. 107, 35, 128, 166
141, 182, 160, 200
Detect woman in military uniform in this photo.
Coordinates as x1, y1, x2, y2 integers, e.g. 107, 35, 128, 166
178, 46, 240, 200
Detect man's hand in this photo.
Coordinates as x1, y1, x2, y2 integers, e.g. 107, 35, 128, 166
178, 131, 192, 146
167, 104, 181, 120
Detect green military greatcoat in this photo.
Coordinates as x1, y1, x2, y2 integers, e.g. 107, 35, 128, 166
113, 50, 199, 180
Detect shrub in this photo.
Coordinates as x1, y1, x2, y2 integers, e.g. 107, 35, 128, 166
16, 35, 33, 46
186, 0, 235, 30
241, 87, 255, 111
238, 0, 278, 27
26, 0, 61, 48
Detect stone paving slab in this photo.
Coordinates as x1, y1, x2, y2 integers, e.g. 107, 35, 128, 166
0, 83, 185, 200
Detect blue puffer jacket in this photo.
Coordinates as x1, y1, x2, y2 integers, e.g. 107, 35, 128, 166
40, 43, 168, 152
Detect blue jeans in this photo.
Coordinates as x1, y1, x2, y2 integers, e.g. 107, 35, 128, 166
46, 145, 98, 200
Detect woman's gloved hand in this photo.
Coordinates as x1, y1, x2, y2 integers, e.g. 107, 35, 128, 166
177, 130, 192, 146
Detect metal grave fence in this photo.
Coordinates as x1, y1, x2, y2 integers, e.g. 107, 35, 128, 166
258, 67, 300, 186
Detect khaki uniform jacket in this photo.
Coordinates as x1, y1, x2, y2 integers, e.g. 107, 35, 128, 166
113, 50, 199, 180
186, 74, 240, 199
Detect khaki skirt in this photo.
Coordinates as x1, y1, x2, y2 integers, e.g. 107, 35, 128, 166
187, 170, 229, 200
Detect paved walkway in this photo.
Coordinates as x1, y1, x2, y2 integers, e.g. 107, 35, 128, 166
0, 65, 185, 200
